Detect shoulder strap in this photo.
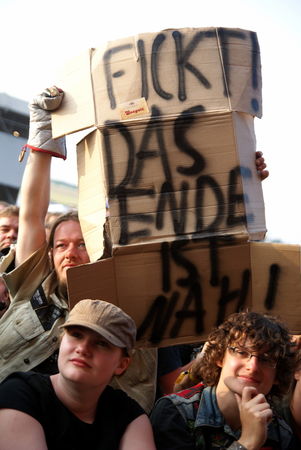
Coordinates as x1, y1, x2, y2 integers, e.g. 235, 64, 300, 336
30, 285, 65, 331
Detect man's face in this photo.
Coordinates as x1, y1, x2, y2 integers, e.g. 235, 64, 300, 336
216, 341, 277, 397
0, 215, 19, 250
51, 220, 90, 287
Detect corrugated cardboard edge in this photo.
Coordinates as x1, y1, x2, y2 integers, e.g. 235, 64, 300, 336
77, 130, 107, 261
232, 112, 266, 240
52, 49, 96, 138
250, 241, 301, 334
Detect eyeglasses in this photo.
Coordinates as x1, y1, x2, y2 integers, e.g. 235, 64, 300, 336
228, 346, 278, 369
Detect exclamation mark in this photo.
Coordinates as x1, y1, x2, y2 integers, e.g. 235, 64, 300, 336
250, 31, 260, 113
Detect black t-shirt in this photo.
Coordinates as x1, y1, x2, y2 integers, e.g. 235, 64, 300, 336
0, 371, 144, 450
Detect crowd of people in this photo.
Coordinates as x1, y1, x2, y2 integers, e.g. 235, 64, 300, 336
0, 87, 299, 450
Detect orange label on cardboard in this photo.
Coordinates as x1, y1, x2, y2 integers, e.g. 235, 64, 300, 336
118, 97, 149, 120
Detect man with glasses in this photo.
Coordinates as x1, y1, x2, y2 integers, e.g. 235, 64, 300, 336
151, 311, 296, 449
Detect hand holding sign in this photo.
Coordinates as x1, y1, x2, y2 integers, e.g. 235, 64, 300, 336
20, 87, 66, 161
225, 377, 272, 450
255, 151, 269, 181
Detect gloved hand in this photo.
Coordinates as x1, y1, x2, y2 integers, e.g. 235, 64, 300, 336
20, 86, 66, 161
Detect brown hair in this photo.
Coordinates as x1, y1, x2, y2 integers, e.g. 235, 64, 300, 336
180, 311, 293, 398
0, 205, 19, 218
285, 347, 301, 400
0, 201, 10, 210
45, 211, 63, 229
48, 210, 79, 249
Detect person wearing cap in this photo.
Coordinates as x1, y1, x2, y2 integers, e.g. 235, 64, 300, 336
0, 87, 157, 414
0, 89, 85, 381
0, 299, 156, 450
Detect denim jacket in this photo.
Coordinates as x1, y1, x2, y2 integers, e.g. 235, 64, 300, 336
151, 383, 295, 449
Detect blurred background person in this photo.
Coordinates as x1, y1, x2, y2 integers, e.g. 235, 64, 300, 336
0, 205, 19, 251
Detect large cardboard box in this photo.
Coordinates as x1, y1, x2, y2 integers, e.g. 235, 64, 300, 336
52, 27, 262, 137
67, 239, 301, 347
77, 111, 265, 261
50, 27, 265, 260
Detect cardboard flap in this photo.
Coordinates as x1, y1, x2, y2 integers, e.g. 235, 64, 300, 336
68, 237, 252, 347
77, 130, 107, 262
250, 242, 301, 334
52, 49, 96, 138
67, 257, 118, 307
233, 112, 266, 239
67, 239, 301, 348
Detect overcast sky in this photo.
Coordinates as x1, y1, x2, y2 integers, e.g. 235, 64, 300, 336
0, 0, 300, 244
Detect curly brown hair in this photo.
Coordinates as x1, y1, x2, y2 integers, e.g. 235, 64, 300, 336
187, 311, 293, 398
285, 347, 301, 400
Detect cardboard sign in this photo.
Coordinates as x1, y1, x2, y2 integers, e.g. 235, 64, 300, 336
52, 27, 262, 137
250, 242, 301, 334
77, 111, 266, 261
67, 238, 301, 347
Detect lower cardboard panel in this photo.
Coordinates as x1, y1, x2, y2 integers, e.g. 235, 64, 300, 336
67, 238, 301, 347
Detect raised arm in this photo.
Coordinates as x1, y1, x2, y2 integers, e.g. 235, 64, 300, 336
16, 87, 66, 267
16, 152, 51, 266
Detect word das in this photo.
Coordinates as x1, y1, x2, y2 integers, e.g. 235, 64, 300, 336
104, 105, 254, 245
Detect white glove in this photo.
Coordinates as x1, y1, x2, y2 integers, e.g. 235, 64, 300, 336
21, 86, 66, 161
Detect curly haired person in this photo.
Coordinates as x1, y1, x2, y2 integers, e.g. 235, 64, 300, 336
151, 311, 296, 450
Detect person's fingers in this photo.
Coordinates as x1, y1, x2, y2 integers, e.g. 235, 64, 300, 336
259, 169, 269, 181
255, 150, 263, 158
255, 157, 265, 166
241, 386, 258, 401
260, 407, 273, 424
256, 161, 267, 170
